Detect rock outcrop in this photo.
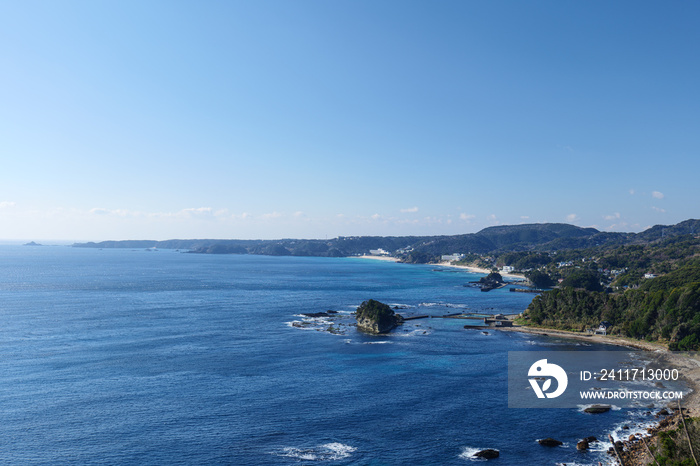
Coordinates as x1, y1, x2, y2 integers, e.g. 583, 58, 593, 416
355, 299, 403, 334
538, 438, 563, 447
474, 449, 499, 459
584, 404, 611, 414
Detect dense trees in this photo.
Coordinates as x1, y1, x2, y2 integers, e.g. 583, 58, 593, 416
525, 270, 555, 288
560, 269, 604, 292
524, 259, 700, 349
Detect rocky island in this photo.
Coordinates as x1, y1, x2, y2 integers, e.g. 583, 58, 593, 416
355, 299, 404, 334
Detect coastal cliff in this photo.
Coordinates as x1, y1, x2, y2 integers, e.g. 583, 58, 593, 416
355, 300, 403, 334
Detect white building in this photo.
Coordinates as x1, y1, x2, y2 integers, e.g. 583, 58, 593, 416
501, 266, 515, 273
441, 253, 465, 262
644, 273, 657, 279
369, 248, 389, 256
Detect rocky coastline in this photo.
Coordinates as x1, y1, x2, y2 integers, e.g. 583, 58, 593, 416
498, 324, 700, 464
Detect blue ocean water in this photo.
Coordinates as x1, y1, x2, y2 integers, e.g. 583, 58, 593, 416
0, 246, 659, 465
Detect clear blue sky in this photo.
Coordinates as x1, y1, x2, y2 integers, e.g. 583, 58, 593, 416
1, 1, 698, 241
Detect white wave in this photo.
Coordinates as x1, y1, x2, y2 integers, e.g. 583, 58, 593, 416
272, 443, 356, 461
364, 341, 392, 344
394, 328, 432, 337
418, 302, 469, 309
555, 463, 597, 466
320, 442, 357, 459
458, 446, 498, 461
608, 411, 659, 443
275, 446, 318, 461
285, 321, 315, 331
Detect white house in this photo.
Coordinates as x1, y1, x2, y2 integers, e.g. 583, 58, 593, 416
594, 321, 612, 335
369, 249, 389, 256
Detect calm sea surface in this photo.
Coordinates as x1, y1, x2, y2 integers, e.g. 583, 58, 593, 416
0, 246, 658, 465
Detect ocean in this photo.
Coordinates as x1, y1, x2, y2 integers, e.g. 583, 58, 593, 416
0, 246, 664, 465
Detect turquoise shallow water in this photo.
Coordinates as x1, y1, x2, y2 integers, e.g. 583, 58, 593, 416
0, 246, 660, 464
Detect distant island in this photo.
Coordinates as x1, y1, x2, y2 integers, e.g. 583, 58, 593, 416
23, 241, 42, 246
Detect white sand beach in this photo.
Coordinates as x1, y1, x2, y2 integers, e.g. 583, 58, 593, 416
435, 261, 526, 280
352, 255, 400, 262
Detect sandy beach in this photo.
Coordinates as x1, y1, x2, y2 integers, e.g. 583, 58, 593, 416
434, 260, 527, 280
349, 257, 526, 279
352, 255, 401, 262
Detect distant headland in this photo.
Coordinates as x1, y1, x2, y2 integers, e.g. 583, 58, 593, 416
72, 219, 699, 262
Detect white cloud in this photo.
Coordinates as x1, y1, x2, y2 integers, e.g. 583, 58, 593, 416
180, 207, 213, 216
520, 216, 530, 220
293, 211, 305, 217
605, 221, 629, 231
652, 191, 664, 199
0, 201, 16, 209
371, 213, 381, 220
487, 214, 497, 221
89, 207, 137, 217
460, 213, 475, 220
651, 206, 666, 213
566, 213, 579, 222
400, 207, 419, 213
629, 189, 635, 195
261, 211, 282, 219
604, 212, 621, 221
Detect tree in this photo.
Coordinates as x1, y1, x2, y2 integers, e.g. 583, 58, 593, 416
526, 270, 555, 288
560, 270, 604, 292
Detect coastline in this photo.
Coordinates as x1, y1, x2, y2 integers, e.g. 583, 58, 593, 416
433, 260, 527, 280
349, 254, 699, 463
498, 325, 700, 409
348, 256, 527, 280
499, 324, 700, 464
351, 255, 400, 262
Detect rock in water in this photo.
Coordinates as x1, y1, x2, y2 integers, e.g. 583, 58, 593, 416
584, 404, 611, 414
355, 299, 403, 334
538, 438, 563, 447
576, 439, 589, 450
474, 449, 499, 459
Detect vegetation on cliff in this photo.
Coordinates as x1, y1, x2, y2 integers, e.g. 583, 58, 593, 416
525, 257, 700, 350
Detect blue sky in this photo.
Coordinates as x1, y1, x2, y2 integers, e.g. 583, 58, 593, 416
1, 1, 698, 241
